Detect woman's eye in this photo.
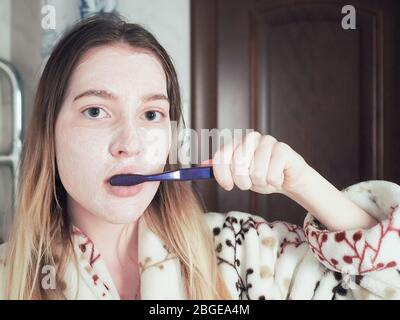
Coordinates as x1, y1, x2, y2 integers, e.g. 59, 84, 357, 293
82, 107, 108, 119
143, 110, 165, 122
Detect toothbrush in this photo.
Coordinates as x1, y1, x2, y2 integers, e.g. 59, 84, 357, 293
109, 166, 214, 186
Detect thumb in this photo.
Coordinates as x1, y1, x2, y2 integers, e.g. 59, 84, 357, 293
200, 158, 213, 167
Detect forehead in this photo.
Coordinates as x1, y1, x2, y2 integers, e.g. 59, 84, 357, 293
68, 43, 167, 96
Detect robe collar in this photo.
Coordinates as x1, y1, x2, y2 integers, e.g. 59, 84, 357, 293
68, 216, 186, 299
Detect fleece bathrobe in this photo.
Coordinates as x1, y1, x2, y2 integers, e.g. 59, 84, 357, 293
0, 180, 400, 300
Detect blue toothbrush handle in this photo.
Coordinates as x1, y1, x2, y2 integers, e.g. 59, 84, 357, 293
178, 166, 214, 180
110, 166, 214, 186
147, 166, 214, 181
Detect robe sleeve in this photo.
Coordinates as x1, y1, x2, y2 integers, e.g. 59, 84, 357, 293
205, 180, 400, 300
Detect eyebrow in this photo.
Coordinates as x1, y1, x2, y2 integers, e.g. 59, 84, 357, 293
142, 93, 169, 103
73, 89, 116, 101
73, 90, 169, 103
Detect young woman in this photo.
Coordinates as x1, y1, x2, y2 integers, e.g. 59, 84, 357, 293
0, 14, 399, 300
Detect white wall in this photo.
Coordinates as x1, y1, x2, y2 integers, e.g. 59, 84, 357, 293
39, 0, 192, 126
1, 0, 191, 126
0, 0, 43, 242
0, 0, 12, 242
0, 0, 11, 60
118, 0, 191, 127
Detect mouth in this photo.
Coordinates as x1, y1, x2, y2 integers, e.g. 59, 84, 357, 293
106, 173, 142, 184
104, 177, 145, 198
105, 166, 145, 184
105, 168, 146, 197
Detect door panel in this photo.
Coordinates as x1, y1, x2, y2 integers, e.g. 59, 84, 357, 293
192, 0, 400, 226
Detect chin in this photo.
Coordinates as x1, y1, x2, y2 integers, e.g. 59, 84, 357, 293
103, 212, 144, 225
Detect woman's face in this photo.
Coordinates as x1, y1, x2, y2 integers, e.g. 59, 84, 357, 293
55, 43, 171, 224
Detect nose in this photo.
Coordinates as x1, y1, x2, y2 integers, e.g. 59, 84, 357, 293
109, 122, 144, 158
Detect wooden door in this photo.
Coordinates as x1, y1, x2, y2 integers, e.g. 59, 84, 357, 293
191, 0, 400, 226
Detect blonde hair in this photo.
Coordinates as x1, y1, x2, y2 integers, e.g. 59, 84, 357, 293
4, 14, 231, 300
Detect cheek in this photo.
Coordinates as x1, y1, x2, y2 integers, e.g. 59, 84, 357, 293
55, 125, 108, 192
138, 126, 171, 168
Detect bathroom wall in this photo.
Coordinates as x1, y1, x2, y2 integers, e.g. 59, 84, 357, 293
118, 0, 191, 126
0, 0, 191, 137
0, 0, 13, 242
1, 0, 191, 140
0, 0, 11, 60
11, 0, 43, 129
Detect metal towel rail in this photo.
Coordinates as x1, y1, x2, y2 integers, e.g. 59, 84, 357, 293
0, 58, 23, 210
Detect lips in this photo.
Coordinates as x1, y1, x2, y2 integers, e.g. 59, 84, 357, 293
104, 165, 148, 197
105, 165, 145, 184
105, 181, 144, 197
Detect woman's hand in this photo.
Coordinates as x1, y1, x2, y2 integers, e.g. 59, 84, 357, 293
201, 131, 309, 195
201, 130, 378, 231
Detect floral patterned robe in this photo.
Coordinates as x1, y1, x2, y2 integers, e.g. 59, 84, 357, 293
1, 180, 399, 300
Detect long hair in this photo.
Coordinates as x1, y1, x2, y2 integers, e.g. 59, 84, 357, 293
4, 14, 231, 299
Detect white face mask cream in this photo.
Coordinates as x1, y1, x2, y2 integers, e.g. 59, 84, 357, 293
55, 43, 171, 224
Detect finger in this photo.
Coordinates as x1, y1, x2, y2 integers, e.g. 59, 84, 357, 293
200, 159, 213, 167
266, 142, 290, 188
249, 135, 277, 187
231, 131, 261, 190
212, 135, 242, 190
